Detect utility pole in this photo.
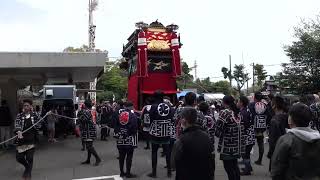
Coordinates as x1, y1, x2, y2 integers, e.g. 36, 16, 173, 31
247, 78, 249, 95
194, 60, 198, 80
88, 0, 97, 51
229, 55, 232, 87
88, 0, 98, 103
252, 62, 255, 92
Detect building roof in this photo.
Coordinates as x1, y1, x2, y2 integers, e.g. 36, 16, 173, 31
0, 52, 106, 86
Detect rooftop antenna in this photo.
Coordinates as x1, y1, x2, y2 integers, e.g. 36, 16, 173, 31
88, 0, 98, 51
194, 60, 198, 80
89, 0, 98, 102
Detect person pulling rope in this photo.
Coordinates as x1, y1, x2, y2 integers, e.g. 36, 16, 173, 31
0, 112, 77, 146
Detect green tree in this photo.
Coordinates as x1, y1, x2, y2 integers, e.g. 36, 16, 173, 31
213, 80, 232, 95
96, 91, 115, 103
282, 16, 320, 94
221, 67, 232, 86
222, 64, 250, 95
254, 64, 267, 87
63, 45, 90, 52
63, 45, 108, 94
193, 77, 213, 93
63, 45, 106, 53
177, 61, 194, 89
96, 64, 128, 101
233, 64, 250, 95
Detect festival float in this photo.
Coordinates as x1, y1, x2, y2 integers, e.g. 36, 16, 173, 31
121, 20, 182, 109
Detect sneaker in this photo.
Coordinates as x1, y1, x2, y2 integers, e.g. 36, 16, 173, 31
120, 172, 126, 177
81, 160, 90, 165
94, 159, 101, 166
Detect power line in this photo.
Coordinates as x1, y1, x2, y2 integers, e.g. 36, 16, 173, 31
183, 73, 209, 93
199, 76, 224, 80
108, 56, 122, 59
263, 63, 282, 67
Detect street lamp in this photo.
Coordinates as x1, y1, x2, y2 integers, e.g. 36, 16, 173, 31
166, 24, 179, 32
135, 21, 149, 29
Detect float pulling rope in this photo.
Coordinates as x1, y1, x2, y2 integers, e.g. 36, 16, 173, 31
0, 113, 78, 146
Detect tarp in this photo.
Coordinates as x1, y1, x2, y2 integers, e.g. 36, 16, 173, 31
203, 93, 225, 101
177, 91, 200, 98
142, 90, 178, 94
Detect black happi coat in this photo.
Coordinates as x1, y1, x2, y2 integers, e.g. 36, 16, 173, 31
310, 102, 320, 132
240, 107, 255, 146
149, 101, 175, 144
202, 112, 216, 153
14, 112, 40, 146
267, 113, 288, 159
141, 105, 152, 130
114, 108, 138, 148
98, 104, 114, 127
0, 106, 12, 126
77, 108, 97, 140
249, 101, 272, 133
215, 109, 245, 160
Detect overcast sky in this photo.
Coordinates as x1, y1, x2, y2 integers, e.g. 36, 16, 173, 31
1, 0, 320, 81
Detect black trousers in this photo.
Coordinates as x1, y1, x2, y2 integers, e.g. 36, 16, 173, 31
151, 143, 171, 174
242, 144, 254, 173
243, 144, 254, 159
168, 139, 175, 160
84, 141, 100, 162
223, 159, 240, 180
58, 118, 69, 138
81, 139, 86, 150
16, 148, 35, 178
101, 127, 108, 140
118, 147, 134, 174
143, 131, 150, 148
256, 135, 264, 162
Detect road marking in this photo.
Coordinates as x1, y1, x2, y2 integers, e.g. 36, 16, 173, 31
72, 175, 123, 180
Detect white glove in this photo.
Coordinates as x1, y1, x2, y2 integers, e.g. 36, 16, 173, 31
46, 111, 52, 116
17, 131, 23, 139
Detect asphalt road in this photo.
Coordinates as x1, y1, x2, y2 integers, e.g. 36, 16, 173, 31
0, 134, 271, 180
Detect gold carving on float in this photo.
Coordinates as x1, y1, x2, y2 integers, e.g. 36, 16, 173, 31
147, 40, 170, 51
147, 28, 166, 32
153, 61, 169, 70
148, 60, 169, 70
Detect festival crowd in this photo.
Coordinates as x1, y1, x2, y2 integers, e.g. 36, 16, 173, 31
3, 91, 320, 180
